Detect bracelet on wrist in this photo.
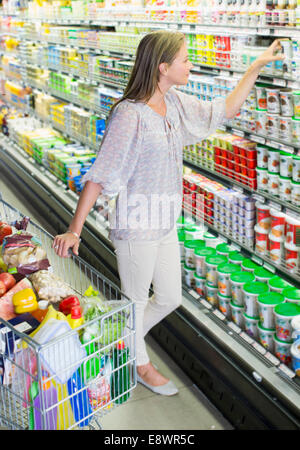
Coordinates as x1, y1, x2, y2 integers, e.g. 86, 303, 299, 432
66, 230, 81, 240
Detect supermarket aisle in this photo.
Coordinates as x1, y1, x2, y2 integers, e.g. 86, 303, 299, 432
0, 175, 233, 430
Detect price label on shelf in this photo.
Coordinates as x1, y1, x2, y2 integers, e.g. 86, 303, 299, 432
169, 24, 178, 30
181, 25, 191, 32
200, 299, 213, 310
213, 310, 226, 321
278, 364, 296, 379
285, 208, 300, 220
218, 125, 226, 132
257, 28, 271, 35
240, 332, 254, 345
252, 193, 265, 203
273, 78, 286, 87
278, 144, 295, 154
265, 352, 280, 366
228, 322, 242, 334
232, 128, 245, 138
252, 341, 267, 355
189, 289, 200, 300
249, 134, 265, 145
268, 201, 282, 211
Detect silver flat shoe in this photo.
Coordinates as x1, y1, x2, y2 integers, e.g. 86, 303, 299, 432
137, 374, 178, 396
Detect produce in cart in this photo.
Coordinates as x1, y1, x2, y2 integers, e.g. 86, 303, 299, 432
29, 270, 75, 303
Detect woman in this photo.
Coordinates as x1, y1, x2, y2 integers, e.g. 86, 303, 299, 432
53, 31, 284, 396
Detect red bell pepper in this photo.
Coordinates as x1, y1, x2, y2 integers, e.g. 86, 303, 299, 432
59, 295, 80, 315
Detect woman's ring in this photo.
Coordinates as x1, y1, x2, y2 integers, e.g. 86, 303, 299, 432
54, 245, 59, 249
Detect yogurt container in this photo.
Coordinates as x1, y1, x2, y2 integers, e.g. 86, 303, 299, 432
255, 109, 267, 134
284, 241, 299, 273
228, 251, 244, 266
290, 340, 300, 376
273, 335, 293, 366
184, 264, 196, 289
241, 258, 260, 273
205, 254, 228, 287
268, 172, 280, 196
244, 313, 260, 340
279, 117, 293, 141
285, 215, 300, 245
279, 88, 294, 117
279, 176, 292, 201
204, 232, 220, 248
217, 263, 241, 297
291, 180, 300, 206
292, 155, 300, 182
230, 271, 255, 306
274, 302, 300, 342
267, 149, 280, 173
195, 273, 206, 298
266, 113, 280, 138
279, 151, 293, 178
256, 167, 269, 191
254, 225, 269, 255
206, 283, 218, 307
256, 202, 271, 231
177, 215, 195, 229
269, 233, 285, 265
230, 301, 245, 328
292, 116, 300, 144
266, 87, 281, 114
194, 247, 216, 277
184, 239, 205, 269
282, 287, 300, 305
243, 282, 269, 317
218, 293, 231, 319
292, 90, 300, 117
184, 225, 205, 241
257, 291, 285, 329
254, 267, 275, 283
270, 209, 286, 238
255, 84, 267, 110
268, 276, 292, 293
291, 316, 300, 340
257, 145, 269, 169
258, 322, 276, 352
177, 229, 186, 263
216, 242, 233, 257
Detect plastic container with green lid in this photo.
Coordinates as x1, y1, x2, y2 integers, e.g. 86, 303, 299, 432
268, 276, 292, 293
205, 255, 228, 286
183, 264, 195, 289
217, 292, 231, 319
257, 291, 285, 329
244, 313, 260, 340
184, 226, 205, 241
230, 271, 255, 306
228, 251, 244, 266
243, 282, 269, 317
241, 258, 260, 273
282, 287, 300, 304
254, 267, 275, 283
194, 273, 206, 297
274, 302, 300, 342
231, 301, 245, 328
194, 247, 216, 277
217, 263, 241, 296
184, 239, 205, 268
273, 335, 293, 365
176, 215, 194, 229
203, 232, 220, 248
206, 283, 218, 307
216, 243, 232, 256
258, 322, 276, 352
177, 229, 186, 263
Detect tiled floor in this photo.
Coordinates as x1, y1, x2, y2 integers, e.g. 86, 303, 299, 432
0, 174, 233, 430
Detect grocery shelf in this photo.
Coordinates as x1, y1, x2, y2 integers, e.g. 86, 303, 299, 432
183, 157, 300, 217
0, 131, 300, 429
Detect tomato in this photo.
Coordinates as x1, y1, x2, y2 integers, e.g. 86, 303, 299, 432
0, 272, 16, 291
0, 280, 6, 296
0, 223, 12, 244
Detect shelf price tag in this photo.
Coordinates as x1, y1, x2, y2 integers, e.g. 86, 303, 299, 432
213, 310, 226, 321
189, 289, 200, 300
257, 28, 271, 35
252, 341, 267, 355
268, 201, 282, 211
249, 134, 265, 145
263, 262, 276, 273
200, 299, 213, 310
278, 144, 295, 154
273, 78, 286, 87
232, 128, 245, 138
265, 352, 280, 366
240, 332, 254, 344
252, 193, 265, 203
228, 322, 242, 334
278, 364, 296, 379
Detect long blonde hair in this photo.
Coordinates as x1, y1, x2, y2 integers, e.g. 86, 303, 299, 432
108, 30, 185, 119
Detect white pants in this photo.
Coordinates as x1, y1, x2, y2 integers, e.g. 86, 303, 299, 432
112, 227, 182, 366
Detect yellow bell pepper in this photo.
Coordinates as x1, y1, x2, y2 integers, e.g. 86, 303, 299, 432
13, 288, 38, 314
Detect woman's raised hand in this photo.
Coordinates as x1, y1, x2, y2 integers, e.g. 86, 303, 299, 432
254, 39, 285, 70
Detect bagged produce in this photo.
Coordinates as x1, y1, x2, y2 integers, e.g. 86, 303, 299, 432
2, 233, 50, 275
29, 270, 74, 303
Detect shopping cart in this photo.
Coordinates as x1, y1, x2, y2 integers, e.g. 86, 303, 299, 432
0, 198, 136, 430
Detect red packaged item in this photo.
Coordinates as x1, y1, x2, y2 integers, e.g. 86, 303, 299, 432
59, 295, 81, 316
